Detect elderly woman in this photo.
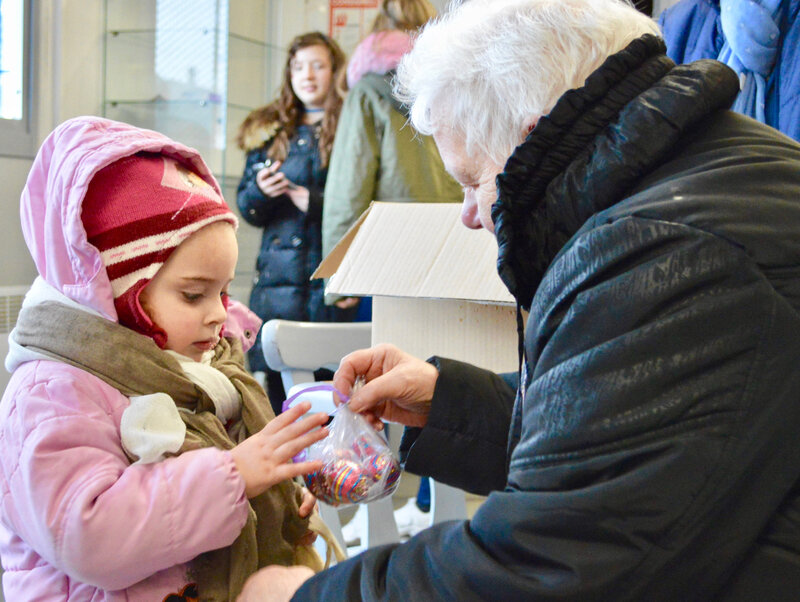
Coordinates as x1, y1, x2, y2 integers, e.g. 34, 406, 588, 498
240, 0, 800, 600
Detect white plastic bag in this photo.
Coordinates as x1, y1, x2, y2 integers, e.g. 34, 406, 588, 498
290, 382, 401, 506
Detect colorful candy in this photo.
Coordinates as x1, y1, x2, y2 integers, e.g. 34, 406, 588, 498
352, 433, 380, 457
298, 401, 402, 506
365, 453, 401, 488
303, 451, 401, 505
331, 459, 371, 503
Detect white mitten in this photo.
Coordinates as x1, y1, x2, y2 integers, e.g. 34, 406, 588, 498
121, 392, 186, 464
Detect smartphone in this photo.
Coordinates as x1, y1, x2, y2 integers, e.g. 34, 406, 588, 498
252, 159, 297, 189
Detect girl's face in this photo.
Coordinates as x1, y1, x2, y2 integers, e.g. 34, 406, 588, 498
290, 44, 334, 110
140, 222, 238, 361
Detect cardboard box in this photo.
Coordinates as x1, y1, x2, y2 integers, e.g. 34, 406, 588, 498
313, 202, 521, 373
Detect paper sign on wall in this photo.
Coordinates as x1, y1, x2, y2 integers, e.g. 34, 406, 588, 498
329, 0, 379, 56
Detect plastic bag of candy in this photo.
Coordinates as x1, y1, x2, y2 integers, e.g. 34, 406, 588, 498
290, 381, 401, 506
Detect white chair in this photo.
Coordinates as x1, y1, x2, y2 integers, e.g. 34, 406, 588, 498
261, 319, 400, 556
261, 319, 372, 395
261, 318, 468, 559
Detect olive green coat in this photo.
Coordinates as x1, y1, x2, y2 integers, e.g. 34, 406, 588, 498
321, 72, 462, 258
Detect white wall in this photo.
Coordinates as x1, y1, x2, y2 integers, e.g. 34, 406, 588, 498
0, 0, 105, 287
0, 158, 36, 285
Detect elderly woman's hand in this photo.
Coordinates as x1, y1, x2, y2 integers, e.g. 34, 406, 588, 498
333, 343, 438, 429
237, 566, 314, 602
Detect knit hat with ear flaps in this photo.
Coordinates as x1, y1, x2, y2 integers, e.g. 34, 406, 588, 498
82, 152, 238, 348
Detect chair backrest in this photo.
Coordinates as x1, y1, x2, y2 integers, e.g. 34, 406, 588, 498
260, 319, 401, 556
261, 319, 372, 391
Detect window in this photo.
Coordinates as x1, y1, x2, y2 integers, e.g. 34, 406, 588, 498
0, 0, 35, 157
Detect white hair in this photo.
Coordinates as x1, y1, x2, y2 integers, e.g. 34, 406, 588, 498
395, 0, 661, 164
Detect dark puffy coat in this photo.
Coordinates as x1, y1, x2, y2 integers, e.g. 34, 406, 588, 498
294, 36, 800, 600
237, 123, 354, 372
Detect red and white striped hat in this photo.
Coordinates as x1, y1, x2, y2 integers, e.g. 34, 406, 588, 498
82, 152, 237, 346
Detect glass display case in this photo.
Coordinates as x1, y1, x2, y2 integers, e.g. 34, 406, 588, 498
102, 0, 278, 188
103, 0, 286, 298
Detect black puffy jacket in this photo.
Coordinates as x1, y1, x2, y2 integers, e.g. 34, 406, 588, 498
295, 36, 800, 601
237, 123, 355, 372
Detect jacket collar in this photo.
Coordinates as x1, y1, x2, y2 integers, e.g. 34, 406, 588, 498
492, 35, 739, 309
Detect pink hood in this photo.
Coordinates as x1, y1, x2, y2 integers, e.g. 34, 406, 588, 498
19, 115, 259, 349
346, 30, 414, 89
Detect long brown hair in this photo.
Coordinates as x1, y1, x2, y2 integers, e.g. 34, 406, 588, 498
235, 32, 346, 168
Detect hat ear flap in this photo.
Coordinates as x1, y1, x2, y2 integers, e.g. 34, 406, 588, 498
114, 279, 168, 348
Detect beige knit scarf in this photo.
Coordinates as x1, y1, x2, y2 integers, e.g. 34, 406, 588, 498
12, 301, 343, 601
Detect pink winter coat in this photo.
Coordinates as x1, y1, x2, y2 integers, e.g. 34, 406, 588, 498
0, 116, 263, 600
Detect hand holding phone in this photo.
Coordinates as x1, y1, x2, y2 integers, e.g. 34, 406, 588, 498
255, 159, 298, 195
251, 158, 273, 173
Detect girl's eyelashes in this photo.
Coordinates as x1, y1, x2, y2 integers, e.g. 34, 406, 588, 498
182, 291, 230, 304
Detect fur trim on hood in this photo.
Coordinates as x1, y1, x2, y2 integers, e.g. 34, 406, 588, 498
236, 105, 282, 152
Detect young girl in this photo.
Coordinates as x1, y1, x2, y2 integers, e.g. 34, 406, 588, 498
1, 116, 331, 601
235, 32, 356, 413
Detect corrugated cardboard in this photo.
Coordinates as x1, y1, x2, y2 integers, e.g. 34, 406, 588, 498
313, 202, 521, 373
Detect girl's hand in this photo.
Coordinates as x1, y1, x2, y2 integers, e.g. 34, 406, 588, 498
298, 487, 317, 518
255, 160, 308, 212
256, 160, 293, 198
230, 401, 328, 499
297, 488, 318, 545
286, 185, 310, 213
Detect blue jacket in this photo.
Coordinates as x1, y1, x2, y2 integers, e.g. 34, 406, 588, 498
236, 123, 355, 372
294, 35, 800, 601
659, 0, 800, 142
